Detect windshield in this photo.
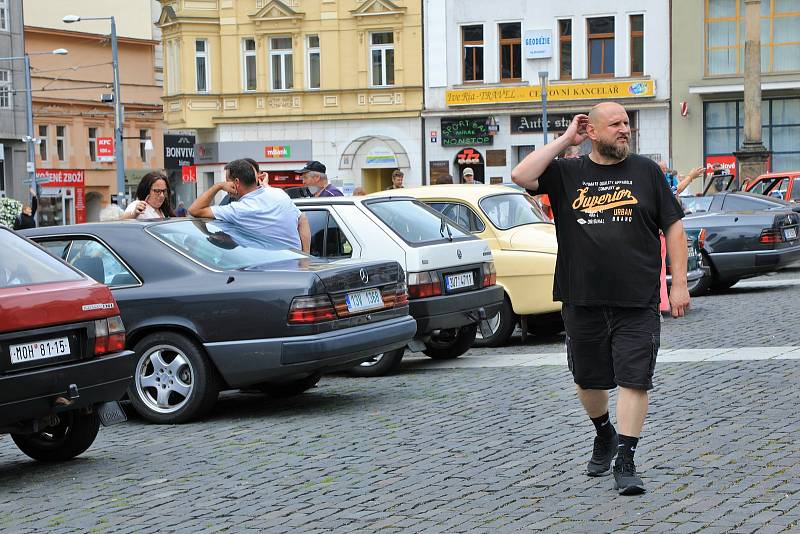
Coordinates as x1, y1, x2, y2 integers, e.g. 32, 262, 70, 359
0, 229, 83, 288
680, 196, 714, 214
479, 193, 550, 230
148, 220, 306, 270
365, 199, 470, 245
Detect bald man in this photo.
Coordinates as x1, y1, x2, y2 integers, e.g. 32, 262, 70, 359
512, 102, 689, 496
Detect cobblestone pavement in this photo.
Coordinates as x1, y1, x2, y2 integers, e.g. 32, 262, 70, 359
0, 271, 798, 533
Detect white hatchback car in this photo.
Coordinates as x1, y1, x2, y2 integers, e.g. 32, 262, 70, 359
295, 195, 503, 376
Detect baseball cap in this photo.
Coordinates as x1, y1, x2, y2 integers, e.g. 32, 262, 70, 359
463, 167, 474, 176
296, 160, 326, 174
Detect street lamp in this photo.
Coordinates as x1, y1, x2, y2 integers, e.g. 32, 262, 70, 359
0, 48, 68, 203
63, 14, 125, 205
538, 71, 549, 145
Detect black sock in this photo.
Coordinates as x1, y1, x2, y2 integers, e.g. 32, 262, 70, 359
590, 412, 615, 439
617, 434, 639, 462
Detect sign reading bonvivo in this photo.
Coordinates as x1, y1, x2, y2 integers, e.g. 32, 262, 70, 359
524, 30, 553, 59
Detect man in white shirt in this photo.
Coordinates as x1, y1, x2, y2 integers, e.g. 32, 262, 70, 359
189, 159, 310, 252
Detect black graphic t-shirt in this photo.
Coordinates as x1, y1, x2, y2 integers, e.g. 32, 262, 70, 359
531, 154, 684, 307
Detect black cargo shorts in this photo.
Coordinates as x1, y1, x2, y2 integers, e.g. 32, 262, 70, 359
562, 303, 660, 391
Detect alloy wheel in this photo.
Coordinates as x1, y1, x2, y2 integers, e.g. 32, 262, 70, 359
135, 344, 194, 414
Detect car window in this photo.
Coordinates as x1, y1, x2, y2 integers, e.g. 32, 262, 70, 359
478, 193, 549, 230
304, 210, 328, 257
148, 219, 306, 270
680, 196, 713, 214
301, 209, 353, 258
748, 178, 777, 195
791, 178, 800, 201
767, 177, 789, 199
722, 194, 776, 211
364, 199, 470, 246
63, 239, 139, 287
39, 239, 71, 260
427, 202, 486, 233
0, 229, 83, 288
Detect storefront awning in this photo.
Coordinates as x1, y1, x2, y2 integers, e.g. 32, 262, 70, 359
338, 135, 410, 170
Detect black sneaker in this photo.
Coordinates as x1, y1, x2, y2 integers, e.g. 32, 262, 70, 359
586, 431, 618, 477
613, 459, 646, 495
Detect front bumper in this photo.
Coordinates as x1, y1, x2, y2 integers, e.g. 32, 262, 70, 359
0, 350, 136, 429
204, 315, 417, 388
409, 284, 504, 333
710, 242, 800, 280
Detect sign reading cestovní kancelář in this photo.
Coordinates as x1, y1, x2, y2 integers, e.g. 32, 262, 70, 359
446, 79, 656, 106
441, 118, 493, 147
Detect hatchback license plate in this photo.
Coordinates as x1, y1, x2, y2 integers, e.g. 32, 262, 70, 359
784, 227, 797, 240
345, 288, 383, 313
10, 337, 70, 364
446, 272, 474, 291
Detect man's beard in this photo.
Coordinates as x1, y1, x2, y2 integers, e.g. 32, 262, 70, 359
596, 137, 630, 160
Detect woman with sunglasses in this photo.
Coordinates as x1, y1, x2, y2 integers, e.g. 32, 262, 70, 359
121, 171, 176, 220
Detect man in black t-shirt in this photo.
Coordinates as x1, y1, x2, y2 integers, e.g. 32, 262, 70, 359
511, 102, 690, 496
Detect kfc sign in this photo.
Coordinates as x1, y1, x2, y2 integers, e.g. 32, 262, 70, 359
97, 137, 114, 162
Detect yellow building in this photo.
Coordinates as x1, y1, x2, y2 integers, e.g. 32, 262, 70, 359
157, 0, 423, 192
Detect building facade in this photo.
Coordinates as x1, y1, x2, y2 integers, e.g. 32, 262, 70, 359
23, 0, 164, 225
158, 0, 423, 195
0, 0, 27, 202
423, 0, 671, 184
672, 0, 800, 190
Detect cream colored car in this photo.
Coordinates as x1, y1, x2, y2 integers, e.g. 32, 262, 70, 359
371, 185, 561, 347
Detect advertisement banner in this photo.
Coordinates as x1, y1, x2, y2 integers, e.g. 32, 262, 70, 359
441, 118, 492, 147
35, 169, 86, 224
181, 165, 197, 183
97, 137, 114, 162
446, 79, 656, 106
164, 134, 196, 169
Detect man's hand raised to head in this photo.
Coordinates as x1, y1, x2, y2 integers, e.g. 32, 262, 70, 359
564, 114, 590, 147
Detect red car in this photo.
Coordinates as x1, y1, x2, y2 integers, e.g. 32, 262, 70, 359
745, 171, 800, 203
0, 226, 135, 462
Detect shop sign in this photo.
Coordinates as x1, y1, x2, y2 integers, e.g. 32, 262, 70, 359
511, 114, 574, 133
524, 30, 553, 59
97, 137, 114, 162
446, 79, 656, 106
181, 165, 197, 183
364, 146, 397, 167
486, 150, 507, 167
441, 118, 492, 147
455, 148, 483, 165
164, 134, 196, 169
265, 145, 291, 158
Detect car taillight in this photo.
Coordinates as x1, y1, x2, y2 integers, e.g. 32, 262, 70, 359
394, 282, 409, 307
94, 315, 126, 355
288, 295, 337, 324
698, 228, 707, 249
407, 271, 442, 299
482, 261, 497, 287
759, 228, 783, 244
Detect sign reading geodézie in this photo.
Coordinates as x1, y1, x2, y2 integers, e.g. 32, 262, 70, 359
441, 118, 492, 147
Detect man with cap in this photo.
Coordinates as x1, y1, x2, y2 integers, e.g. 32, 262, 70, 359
386, 169, 405, 190
462, 167, 476, 184
298, 161, 343, 197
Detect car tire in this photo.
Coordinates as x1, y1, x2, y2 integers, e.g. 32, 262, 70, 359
11, 410, 100, 462
473, 298, 517, 348
128, 332, 219, 424
255, 373, 322, 397
347, 348, 405, 377
423, 324, 478, 360
527, 312, 565, 336
688, 271, 713, 297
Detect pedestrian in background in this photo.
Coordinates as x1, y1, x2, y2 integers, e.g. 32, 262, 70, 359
435, 174, 454, 185
298, 161, 342, 197
175, 202, 187, 217
461, 167, 475, 184
512, 102, 689, 496
188, 159, 310, 252
386, 169, 405, 190
121, 172, 175, 220
13, 188, 38, 230
352, 187, 367, 196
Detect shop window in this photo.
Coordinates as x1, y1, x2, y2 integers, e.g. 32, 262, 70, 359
630, 15, 644, 76
499, 22, 522, 82
195, 39, 209, 93
0, 69, 10, 108
56, 125, 66, 161
270, 36, 293, 91
558, 20, 572, 80
38, 125, 48, 161
242, 38, 257, 91
462, 25, 484, 83
307, 35, 320, 89
88, 127, 97, 162
370, 32, 395, 87
166, 40, 182, 95
588, 17, 615, 78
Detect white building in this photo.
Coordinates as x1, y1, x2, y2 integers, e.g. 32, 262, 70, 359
423, 0, 671, 184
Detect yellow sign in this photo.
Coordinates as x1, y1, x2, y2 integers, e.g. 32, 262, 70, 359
446, 79, 656, 107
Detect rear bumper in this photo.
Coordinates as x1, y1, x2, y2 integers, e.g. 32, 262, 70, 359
204, 315, 417, 388
667, 266, 707, 287
709, 243, 800, 279
0, 350, 136, 429
409, 284, 504, 333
